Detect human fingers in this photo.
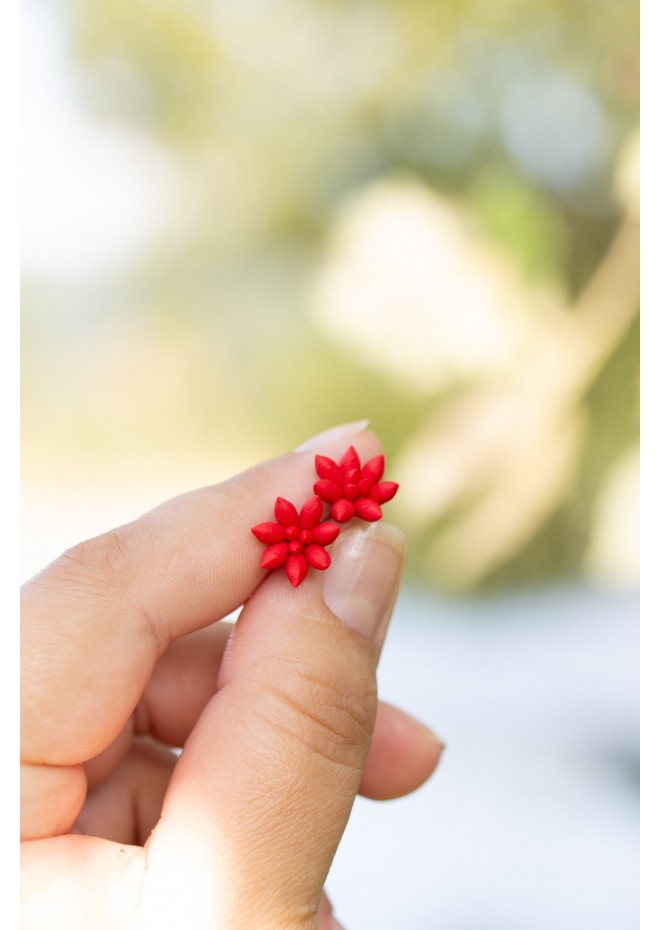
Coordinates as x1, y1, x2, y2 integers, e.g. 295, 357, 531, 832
77, 702, 444, 847
318, 892, 345, 930
135, 634, 444, 800
359, 701, 444, 799
85, 627, 442, 805
136, 521, 405, 929
21, 520, 404, 928
74, 738, 176, 845
21, 425, 381, 840
82, 622, 234, 791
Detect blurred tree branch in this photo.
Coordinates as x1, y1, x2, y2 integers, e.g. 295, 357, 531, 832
394, 191, 639, 589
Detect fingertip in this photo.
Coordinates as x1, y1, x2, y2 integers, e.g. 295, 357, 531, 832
294, 420, 370, 451
292, 428, 382, 472
359, 702, 445, 800
318, 893, 347, 930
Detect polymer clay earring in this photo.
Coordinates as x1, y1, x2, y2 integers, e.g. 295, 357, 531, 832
251, 447, 399, 586
251, 495, 340, 587
313, 446, 399, 523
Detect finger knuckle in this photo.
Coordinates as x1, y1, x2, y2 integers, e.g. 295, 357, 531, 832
262, 657, 377, 772
54, 533, 123, 590
48, 522, 148, 596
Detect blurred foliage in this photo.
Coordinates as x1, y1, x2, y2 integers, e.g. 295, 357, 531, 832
22, 0, 639, 592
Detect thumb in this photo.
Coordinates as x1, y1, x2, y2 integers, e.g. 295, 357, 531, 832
140, 520, 405, 930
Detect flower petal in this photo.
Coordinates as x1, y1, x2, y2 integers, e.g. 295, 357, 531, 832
274, 497, 299, 528
305, 545, 331, 570
355, 498, 382, 522
344, 468, 360, 486
357, 477, 372, 497
260, 542, 289, 569
313, 522, 340, 545
315, 454, 344, 487
340, 445, 361, 476
286, 554, 308, 587
299, 495, 323, 530
313, 478, 342, 503
369, 481, 399, 504
331, 499, 355, 523
251, 522, 286, 544
360, 454, 385, 487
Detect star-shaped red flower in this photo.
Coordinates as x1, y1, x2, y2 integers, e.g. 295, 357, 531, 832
313, 446, 399, 523
251, 495, 340, 587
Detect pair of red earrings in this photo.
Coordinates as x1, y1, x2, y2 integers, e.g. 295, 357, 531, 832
251, 446, 399, 587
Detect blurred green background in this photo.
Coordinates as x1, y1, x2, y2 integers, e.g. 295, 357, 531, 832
21, 0, 639, 593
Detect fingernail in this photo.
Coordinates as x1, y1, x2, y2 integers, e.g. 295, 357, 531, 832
295, 420, 369, 452
323, 522, 405, 648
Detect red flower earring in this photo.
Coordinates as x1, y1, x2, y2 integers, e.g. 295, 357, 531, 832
251, 446, 399, 586
251, 495, 340, 587
313, 446, 399, 523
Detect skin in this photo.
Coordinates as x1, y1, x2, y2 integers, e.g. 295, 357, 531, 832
21, 430, 443, 930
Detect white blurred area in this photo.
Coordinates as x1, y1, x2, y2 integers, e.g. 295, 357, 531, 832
21, 2, 186, 572
312, 178, 552, 394
328, 584, 639, 930
21, 1, 185, 279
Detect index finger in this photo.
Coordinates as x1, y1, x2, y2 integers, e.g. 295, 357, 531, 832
21, 426, 382, 767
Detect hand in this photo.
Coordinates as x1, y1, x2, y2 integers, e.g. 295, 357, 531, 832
21, 428, 443, 930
